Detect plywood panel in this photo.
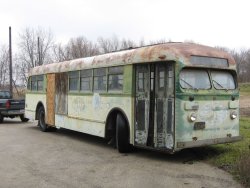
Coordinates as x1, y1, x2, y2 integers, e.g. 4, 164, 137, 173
46, 74, 55, 125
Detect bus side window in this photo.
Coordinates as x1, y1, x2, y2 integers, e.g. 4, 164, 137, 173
37, 75, 44, 91
27, 77, 31, 90
31, 76, 37, 91
108, 66, 123, 92
69, 71, 79, 91
94, 68, 107, 92
138, 72, 145, 91
80, 69, 92, 92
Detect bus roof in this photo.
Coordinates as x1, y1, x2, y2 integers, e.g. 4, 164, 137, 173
29, 42, 236, 76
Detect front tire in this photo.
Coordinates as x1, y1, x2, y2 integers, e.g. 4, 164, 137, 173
116, 113, 130, 153
38, 107, 48, 132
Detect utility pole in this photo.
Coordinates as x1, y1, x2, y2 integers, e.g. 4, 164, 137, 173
9, 26, 13, 97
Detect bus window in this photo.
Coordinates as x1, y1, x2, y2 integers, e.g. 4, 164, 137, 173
37, 75, 44, 91
69, 71, 79, 91
211, 70, 236, 90
108, 66, 123, 92
94, 68, 107, 92
158, 67, 165, 90
180, 69, 211, 90
27, 77, 31, 90
80, 69, 92, 92
31, 76, 37, 91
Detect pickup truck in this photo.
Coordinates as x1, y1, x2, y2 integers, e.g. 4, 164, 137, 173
0, 90, 28, 123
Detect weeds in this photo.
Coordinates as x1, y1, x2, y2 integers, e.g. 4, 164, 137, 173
237, 152, 250, 187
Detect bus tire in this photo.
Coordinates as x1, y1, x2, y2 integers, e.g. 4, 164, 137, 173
0, 114, 3, 123
38, 107, 48, 132
116, 113, 130, 153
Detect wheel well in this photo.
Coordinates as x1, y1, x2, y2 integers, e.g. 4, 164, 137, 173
105, 108, 130, 141
35, 102, 44, 120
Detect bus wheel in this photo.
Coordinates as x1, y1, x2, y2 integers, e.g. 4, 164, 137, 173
0, 114, 3, 123
38, 107, 48, 132
20, 115, 29, 122
116, 113, 130, 153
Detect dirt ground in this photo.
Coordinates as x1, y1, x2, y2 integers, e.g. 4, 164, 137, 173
0, 119, 243, 188
240, 95, 250, 116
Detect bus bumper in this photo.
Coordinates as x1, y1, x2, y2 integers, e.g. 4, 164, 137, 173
176, 136, 242, 149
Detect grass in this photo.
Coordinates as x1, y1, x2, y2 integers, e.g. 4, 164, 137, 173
240, 83, 250, 96
208, 118, 250, 184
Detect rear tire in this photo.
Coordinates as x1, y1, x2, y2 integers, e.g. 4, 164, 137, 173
20, 115, 29, 122
116, 113, 130, 153
0, 114, 3, 123
38, 107, 48, 132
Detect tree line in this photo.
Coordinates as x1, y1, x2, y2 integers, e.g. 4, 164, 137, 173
0, 27, 250, 89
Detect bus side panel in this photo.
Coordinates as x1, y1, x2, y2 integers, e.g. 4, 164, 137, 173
25, 93, 47, 121
57, 95, 132, 139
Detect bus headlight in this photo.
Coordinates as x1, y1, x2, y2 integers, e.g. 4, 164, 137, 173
230, 111, 237, 119
189, 113, 197, 122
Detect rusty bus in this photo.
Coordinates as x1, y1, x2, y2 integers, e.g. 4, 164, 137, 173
25, 42, 241, 153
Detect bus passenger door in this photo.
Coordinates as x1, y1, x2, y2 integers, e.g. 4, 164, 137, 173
46, 73, 55, 126
135, 65, 150, 145
155, 63, 174, 149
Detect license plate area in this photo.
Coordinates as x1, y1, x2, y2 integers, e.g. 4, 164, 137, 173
194, 122, 205, 130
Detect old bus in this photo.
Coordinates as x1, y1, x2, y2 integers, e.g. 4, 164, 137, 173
25, 43, 241, 153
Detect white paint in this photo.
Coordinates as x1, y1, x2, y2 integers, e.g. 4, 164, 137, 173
165, 134, 174, 149
55, 115, 105, 137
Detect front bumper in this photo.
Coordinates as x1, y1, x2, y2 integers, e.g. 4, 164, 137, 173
177, 136, 242, 149
1, 109, 25, 116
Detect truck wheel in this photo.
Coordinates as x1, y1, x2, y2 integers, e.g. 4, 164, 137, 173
38, 107, 48, 132
20, 115, 29, 122
0, 114, 3, 123
116, 113, 130, 153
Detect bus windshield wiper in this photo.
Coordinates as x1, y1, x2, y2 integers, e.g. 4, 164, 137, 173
180, 78, 198, 90
212, 80, 228, 91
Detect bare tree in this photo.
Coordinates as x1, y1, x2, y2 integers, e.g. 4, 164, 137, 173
67, 36, 99, 59
149, 38, 171, 45
17, 27, 54, 83
53, 43, 71, 62
230, 49, 248, 82
97, 35, 120, 53
120, 38, 136, 50
0, 45, 9, 89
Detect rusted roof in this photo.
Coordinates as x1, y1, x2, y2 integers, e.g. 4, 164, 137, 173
29, 42, 236, 76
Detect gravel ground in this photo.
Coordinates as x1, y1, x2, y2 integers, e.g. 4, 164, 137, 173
0, 119, 243, 188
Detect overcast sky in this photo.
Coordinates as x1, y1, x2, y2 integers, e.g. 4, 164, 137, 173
1, 0, 249, 50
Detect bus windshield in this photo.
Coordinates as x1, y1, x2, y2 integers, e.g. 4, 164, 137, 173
180, 69, 211, 89
211, 70, 236, 90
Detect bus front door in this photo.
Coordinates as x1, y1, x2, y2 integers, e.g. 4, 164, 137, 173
135, 65, 150, 145
135, 63, 174, 149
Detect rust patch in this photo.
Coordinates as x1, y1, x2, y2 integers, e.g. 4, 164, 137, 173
29, 43, 236, 76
